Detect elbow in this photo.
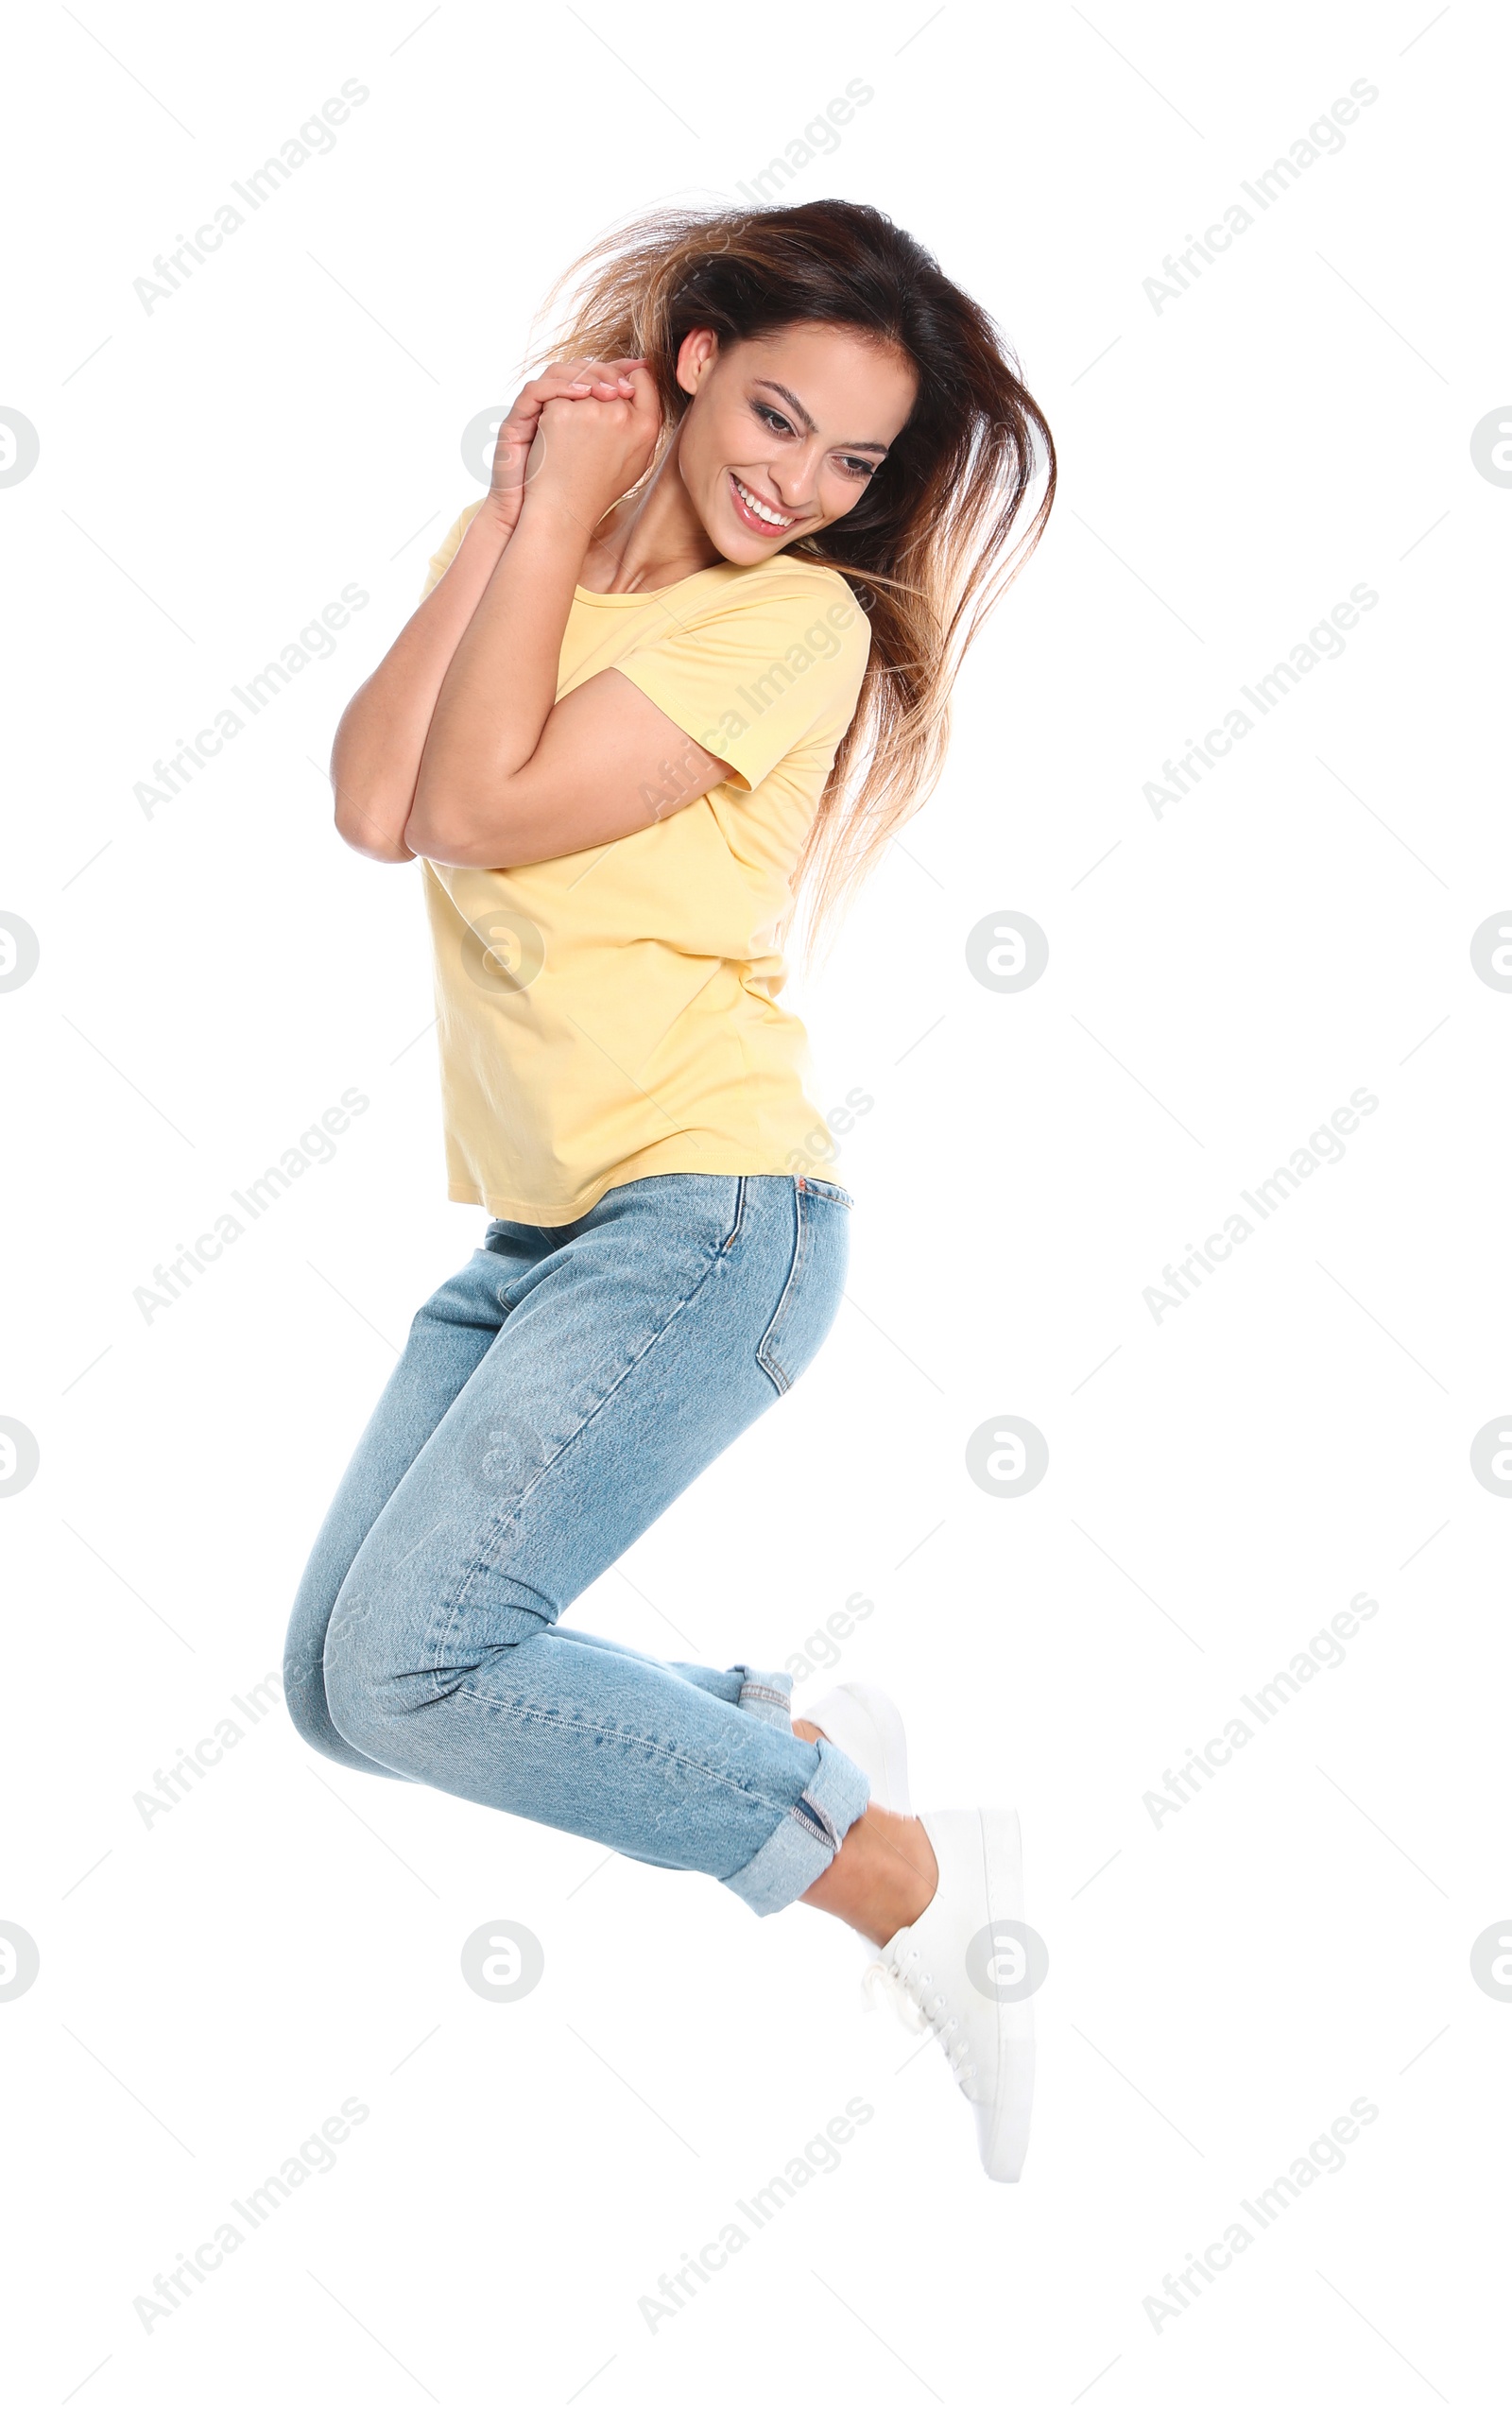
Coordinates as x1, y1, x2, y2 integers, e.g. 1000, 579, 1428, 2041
335, 795, 414, 865
405, 775, 525, 869
342, 827, 415, 866
331, 738, 414, 863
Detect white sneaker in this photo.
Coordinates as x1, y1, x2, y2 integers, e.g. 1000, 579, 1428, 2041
804, 1681, 912, 1814
865, 1808, 1038, 2182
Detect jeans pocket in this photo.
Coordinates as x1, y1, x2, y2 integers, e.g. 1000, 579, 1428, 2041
796, 1174, 853, 1210
756, 1182, 850, 1396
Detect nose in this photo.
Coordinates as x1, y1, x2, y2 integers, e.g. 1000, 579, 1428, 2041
769, 441, 823, 513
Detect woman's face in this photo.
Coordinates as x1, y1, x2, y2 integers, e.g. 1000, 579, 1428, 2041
673, 323, 917, 563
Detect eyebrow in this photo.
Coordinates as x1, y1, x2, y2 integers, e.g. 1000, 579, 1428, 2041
751, 379, 891, 456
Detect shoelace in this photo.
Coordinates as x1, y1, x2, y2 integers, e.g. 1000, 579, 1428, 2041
862, 1945, 973, 2078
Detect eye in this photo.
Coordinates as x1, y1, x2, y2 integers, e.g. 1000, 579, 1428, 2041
749, 399, 879, 483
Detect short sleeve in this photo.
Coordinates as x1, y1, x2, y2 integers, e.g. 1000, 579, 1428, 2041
421, 501, 486, 600
612, 568, 870, 792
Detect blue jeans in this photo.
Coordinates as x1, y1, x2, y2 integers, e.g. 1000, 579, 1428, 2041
283, 1173, 869, 1914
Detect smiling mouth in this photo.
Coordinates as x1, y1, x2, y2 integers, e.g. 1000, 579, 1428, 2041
729, 473, 798, 533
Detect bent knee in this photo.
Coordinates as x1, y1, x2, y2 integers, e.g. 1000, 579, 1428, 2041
282, 1636, 334, 1752
321, 1583, 410, 1749
283, 1576, 358, 1761
322, 1574, 556, 1755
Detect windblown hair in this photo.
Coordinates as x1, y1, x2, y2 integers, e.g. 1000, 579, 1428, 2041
530, 199, 1056, 951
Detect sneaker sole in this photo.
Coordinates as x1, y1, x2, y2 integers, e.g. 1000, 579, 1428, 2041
971, 1805, 1035, 2182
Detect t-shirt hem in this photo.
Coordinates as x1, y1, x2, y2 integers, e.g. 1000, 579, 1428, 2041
447, 1145, 816, 1228
610, 654, 758, 792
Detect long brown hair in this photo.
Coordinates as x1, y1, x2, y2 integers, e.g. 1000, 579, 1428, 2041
531, 200, 1056, 951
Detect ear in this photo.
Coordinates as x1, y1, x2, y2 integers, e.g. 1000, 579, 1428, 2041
674, 327, 719, 398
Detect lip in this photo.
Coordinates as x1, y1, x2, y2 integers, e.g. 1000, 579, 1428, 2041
728, 471, 799, 536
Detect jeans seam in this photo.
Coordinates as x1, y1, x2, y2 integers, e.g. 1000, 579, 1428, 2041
790, 1790, 842, 1851
721, 1174, 747, 1252
797, 1176, 853, 1210
443, 1684, 805, 1816
755, 1181, 808, 1397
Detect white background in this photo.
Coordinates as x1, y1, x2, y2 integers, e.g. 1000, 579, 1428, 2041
3, 1, 1509, 2402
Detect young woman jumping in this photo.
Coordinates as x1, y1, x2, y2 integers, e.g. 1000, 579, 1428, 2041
284, 200, 1055, 2180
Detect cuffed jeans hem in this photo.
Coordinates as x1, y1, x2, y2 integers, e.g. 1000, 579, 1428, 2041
721, 1736, 872, 1918
733, 1665, 798, 1730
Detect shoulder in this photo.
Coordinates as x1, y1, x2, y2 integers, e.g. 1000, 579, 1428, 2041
684, 554, 871, 663
730, 551, 865, 615
760, 556, 872, 700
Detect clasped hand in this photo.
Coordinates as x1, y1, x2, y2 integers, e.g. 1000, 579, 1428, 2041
485, 357, 662, 533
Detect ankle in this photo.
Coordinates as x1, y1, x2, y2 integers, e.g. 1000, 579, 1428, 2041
870, 1808, 938, 1941
799, 1806, 937, 1948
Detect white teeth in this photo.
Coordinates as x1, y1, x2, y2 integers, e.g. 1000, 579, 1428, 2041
733, 475, 791, 527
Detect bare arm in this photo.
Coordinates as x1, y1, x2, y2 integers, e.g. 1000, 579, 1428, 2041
404, 367, 732, 871
330, 500, 510, 862
329, 361, 643, 864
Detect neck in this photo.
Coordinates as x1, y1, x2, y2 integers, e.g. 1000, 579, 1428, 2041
579, 430, 723, 595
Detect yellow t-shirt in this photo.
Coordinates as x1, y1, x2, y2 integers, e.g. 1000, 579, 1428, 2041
416, 503, 871, 1225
